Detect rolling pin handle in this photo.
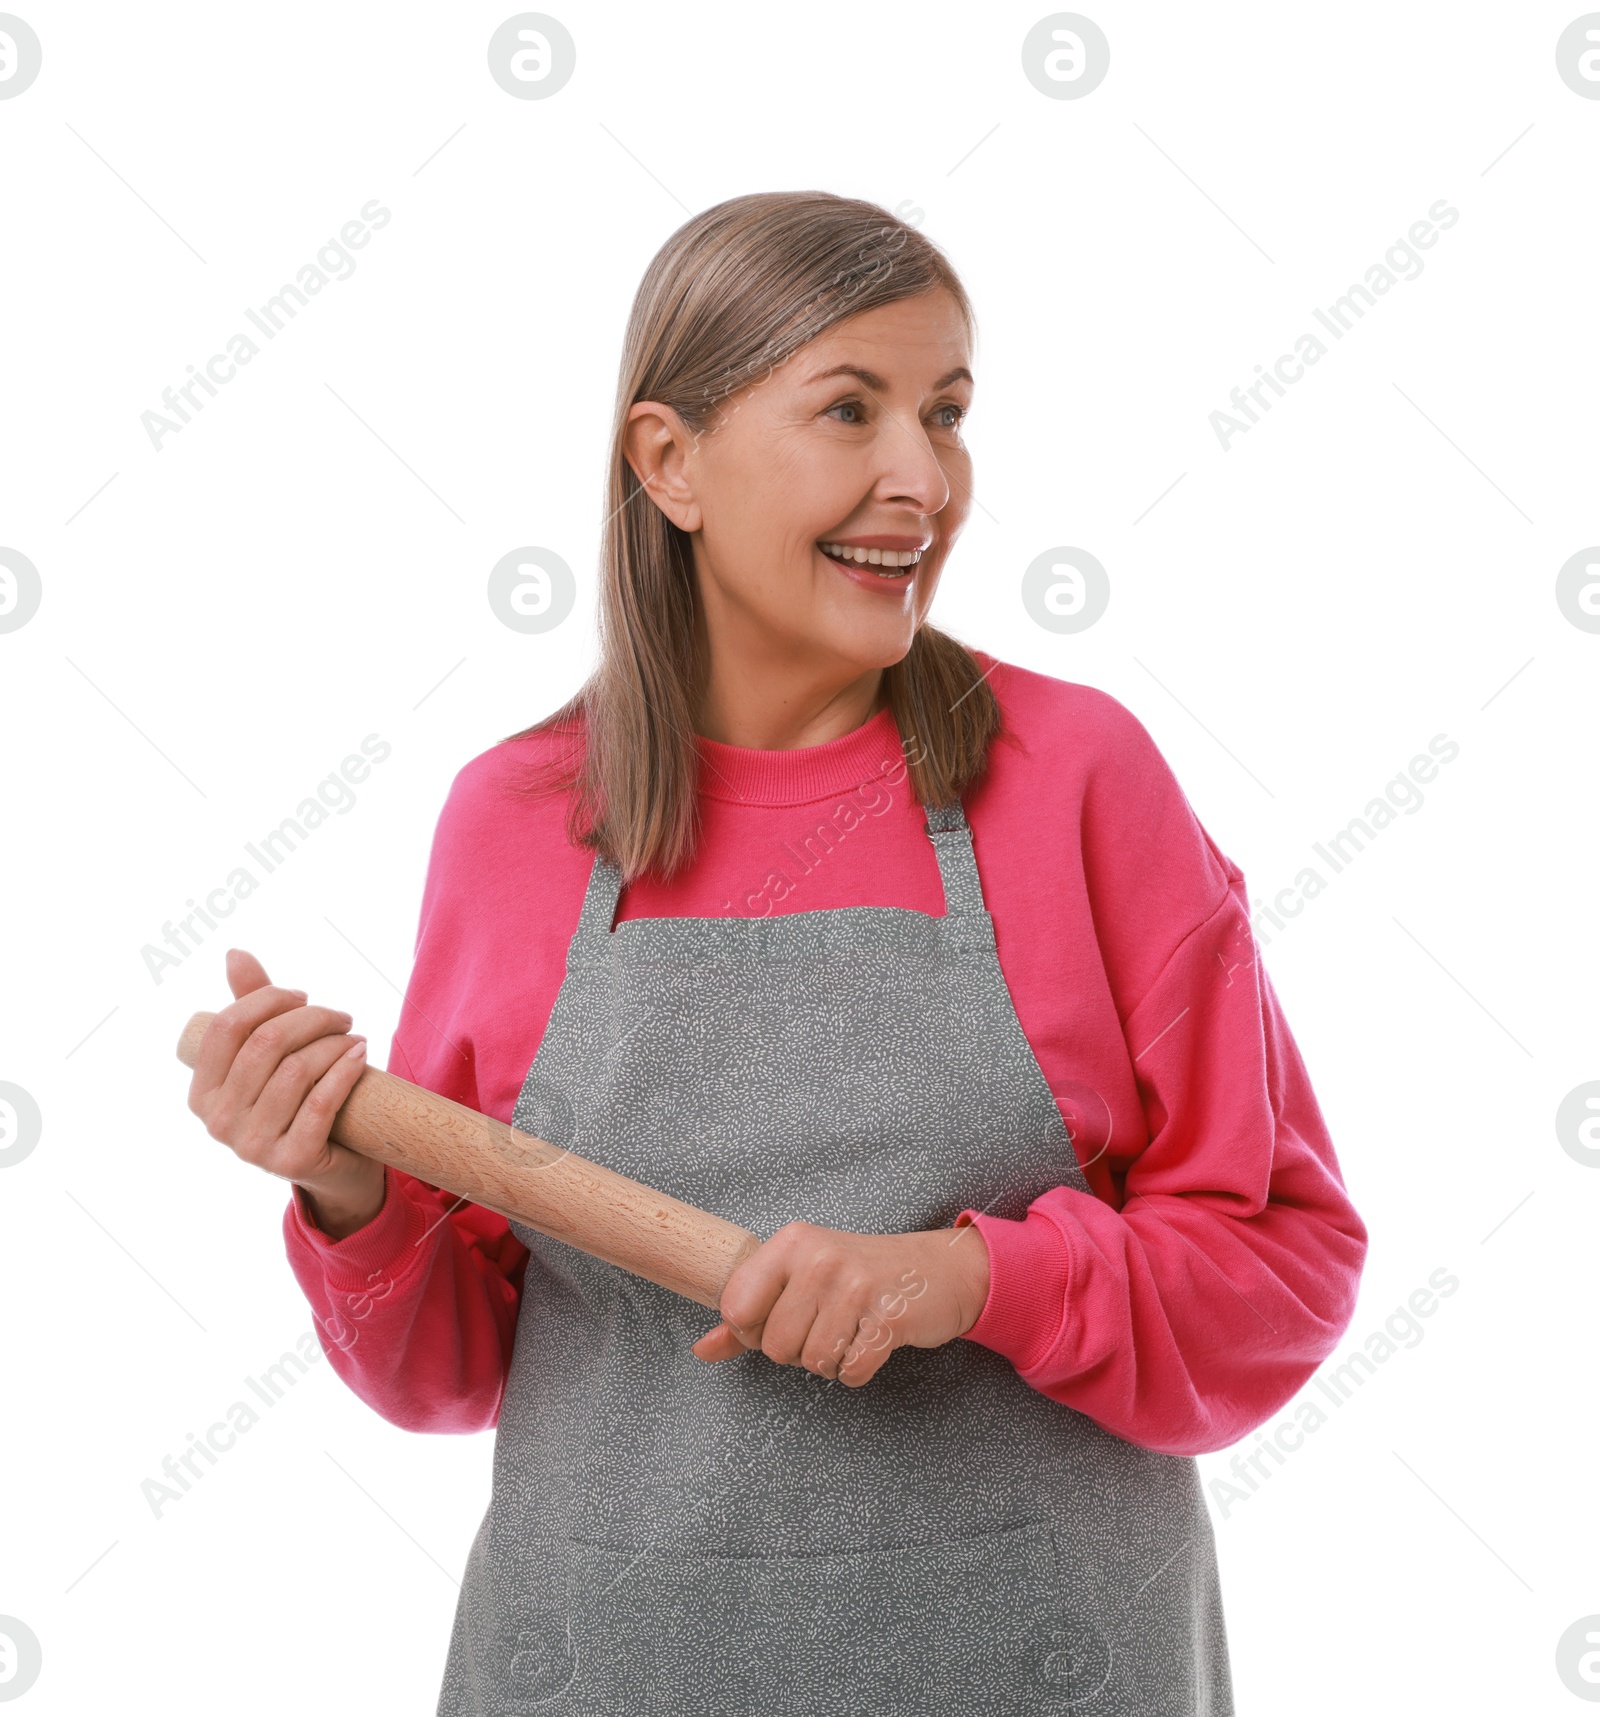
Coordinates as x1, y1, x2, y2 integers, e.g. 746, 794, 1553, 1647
176, 1010, 220, 1070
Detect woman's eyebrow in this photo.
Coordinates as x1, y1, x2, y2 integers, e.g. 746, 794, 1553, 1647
804, 363, 975, 391
805, 363, 888, 391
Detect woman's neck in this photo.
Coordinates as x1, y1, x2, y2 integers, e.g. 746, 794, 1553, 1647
693, 662, 886, 752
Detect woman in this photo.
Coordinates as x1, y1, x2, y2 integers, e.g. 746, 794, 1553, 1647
187, 191, 1368, 1715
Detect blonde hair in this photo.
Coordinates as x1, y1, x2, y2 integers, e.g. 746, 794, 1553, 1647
505, 190, 1002, 881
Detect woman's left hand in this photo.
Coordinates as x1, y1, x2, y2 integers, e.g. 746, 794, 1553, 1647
690, 1221, 992, 1386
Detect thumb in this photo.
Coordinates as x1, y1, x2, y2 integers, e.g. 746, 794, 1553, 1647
225, 947, 274, 1001
690, 1322, 750, 1362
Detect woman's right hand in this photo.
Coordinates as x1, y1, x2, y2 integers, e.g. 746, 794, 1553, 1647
186, 947, 386, 1240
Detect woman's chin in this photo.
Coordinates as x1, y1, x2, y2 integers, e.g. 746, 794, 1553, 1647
815, 618, 919, 676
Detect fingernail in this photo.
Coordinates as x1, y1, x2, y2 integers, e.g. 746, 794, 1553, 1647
289, 989, 308, 1001
345, 1041, 367, 1059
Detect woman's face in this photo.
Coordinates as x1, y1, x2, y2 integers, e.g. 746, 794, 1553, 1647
625, 286, 974, 708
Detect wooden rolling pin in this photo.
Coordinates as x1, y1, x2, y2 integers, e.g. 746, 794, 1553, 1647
177, 1010, 760, 1309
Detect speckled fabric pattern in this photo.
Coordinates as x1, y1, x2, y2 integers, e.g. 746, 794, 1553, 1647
435, 800, 1234, 1715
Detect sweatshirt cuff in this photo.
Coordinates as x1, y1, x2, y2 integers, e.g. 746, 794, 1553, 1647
952, 1205, 1077, 1375
284, 1168, 433, 1293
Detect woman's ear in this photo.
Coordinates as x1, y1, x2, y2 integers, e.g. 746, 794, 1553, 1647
622, 401, 702, 533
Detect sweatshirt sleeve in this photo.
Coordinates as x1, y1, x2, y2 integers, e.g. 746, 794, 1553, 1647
954, 699, 1369, 1457
282, 766, 531, 1434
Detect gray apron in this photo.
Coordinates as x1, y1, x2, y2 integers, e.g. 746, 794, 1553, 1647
437, 799, 1234, 1715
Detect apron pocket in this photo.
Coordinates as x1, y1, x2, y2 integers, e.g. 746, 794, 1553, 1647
535, 1519, 1113, 1716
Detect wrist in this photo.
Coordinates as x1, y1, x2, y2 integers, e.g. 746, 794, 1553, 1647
948, 1218, 992, 1335
297, 1162, 386, 1241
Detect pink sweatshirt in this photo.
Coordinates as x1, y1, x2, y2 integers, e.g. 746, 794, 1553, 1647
284, 653, 1367, 1457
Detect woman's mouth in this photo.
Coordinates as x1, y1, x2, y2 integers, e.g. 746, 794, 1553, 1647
817, 540, 925, 578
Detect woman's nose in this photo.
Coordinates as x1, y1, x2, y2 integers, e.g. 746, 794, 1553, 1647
872, 411, 953, 515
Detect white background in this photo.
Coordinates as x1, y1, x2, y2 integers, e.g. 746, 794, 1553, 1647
2, 2, 1596, 1711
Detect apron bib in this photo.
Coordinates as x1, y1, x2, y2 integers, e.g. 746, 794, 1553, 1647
436, 800, 1234, 1715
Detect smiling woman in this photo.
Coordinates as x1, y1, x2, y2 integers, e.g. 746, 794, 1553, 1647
505, 191, 1001, 882
188, 190, 1366, 1717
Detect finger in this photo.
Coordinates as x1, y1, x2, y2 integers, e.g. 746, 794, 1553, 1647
217, 1001, 357, 1117
266, 1037, 370, 1180
189, 983, 314, 1108
250, 1031, 365, 1153
716, 1221, 815, 1348
856, 1297, 900, 1352
828, 1305, 900, 1388
800, 1310, 865, 1381
710, 1311, 766, 1356
225, 947, 274, 1001
836, 1327, 892, 1388
690, 1322, 748, 1363
754, 1278, 830, 1370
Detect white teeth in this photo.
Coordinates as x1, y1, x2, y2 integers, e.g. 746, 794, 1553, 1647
817, 541, 924, 573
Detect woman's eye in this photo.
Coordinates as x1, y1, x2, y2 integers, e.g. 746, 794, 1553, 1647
824, 399, 965, 428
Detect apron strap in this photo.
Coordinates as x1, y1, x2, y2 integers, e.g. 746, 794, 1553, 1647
569, 799, 993, 953
922, 799, 994, 943
573, 848, 626, 950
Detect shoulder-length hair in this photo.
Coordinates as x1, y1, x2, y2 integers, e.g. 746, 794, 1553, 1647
503, 190, 1002, 882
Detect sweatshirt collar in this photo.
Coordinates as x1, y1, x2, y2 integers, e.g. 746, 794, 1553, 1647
694, 704, 906, 807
